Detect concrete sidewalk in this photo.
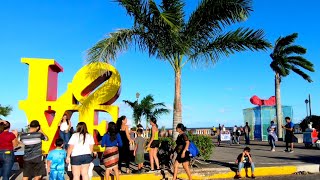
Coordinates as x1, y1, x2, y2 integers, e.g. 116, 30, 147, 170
11, 140, 320, 179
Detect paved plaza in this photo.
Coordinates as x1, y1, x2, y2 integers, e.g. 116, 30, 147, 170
209, 140, 320, 168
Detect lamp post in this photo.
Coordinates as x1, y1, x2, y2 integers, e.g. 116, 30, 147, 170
135, 92, 140, 124
308, 94, 312, 117
305, 99, 309, 117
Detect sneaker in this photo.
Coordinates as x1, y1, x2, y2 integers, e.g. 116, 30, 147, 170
234, 175, 242, 179
271, 149, 275, 152
283, 149, 289, 152
289, 150, 294, 153
251, 175, 256, 179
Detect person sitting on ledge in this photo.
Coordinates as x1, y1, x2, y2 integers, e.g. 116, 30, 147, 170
235, 146, 255, 179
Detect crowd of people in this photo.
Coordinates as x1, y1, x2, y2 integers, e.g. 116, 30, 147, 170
0, 114, 298, 180
216, 122, 251, 146
0, 115, 192, 180
216, 117, 295, 152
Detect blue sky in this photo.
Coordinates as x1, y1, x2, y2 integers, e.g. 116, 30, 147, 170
0, 0, 319, 130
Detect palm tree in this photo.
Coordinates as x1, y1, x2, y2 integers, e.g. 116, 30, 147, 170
0, 104, 12, 117
87, 0, 271, 139
123, 94, 170, 127
270, 33, 314, 138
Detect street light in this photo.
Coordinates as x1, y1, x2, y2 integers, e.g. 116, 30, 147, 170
136, 92, 140, 100
136, 92, 140, 125
305, 99, 309, 117
308, 94, 312, 117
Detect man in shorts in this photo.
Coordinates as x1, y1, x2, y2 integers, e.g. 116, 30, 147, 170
282, 117, 294, 153
20, 120, 49, 180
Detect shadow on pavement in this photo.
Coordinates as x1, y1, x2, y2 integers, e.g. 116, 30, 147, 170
257, 155, 320, 164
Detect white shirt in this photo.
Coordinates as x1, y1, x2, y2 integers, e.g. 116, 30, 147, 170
233, 127, 237, 132
60, 122, 69, 131
68, 133, 95, 156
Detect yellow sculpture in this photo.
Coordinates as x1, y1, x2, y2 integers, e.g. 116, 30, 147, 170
19, 58, 121, 153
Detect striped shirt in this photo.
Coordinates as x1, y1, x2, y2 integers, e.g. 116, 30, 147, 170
20, 132, 48, 161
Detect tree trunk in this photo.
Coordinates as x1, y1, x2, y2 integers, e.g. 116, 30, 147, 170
173, 68, 182, 140
275, 73, 283, 139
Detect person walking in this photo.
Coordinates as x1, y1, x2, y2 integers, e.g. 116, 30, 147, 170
66, 122, 95, 180
233, 125, 238, 144
217, 124, 221, 146
172, 123, 192, 180
147, 117, 160, 171
46, 138, 66, 180
282, 117, 294, 153
59, 114, 72, 150
101, 122, 123, 180
236, 128, 241, 144
116, 116, 133, 173
0, 120, 18, 180
267, 121, 278, 151
20, 120, 49, 180
244, 122, 251, 145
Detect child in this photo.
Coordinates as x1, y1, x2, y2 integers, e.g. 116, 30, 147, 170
46, 138, 66, 180
235, 147, 255, 179
134, 129, 145, 173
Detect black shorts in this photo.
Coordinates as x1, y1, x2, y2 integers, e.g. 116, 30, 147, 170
176, 151, 190, 163
285, 134, 294, 143
71, 154, 93, 165
150, 140, 160, 148
23, 156, 46, 178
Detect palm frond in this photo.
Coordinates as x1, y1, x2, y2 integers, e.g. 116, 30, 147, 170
189, 28, 271, 66
290, 65, 313, 82
123, 100, 137, 108
274, 33, 298, 53
87, 29, 134, 63
152, 102, 167, 108
115, 0, 149, 27
152, 108, 170, 117
287, 56, 314, 68
184, 0, 252, 45
281, 45, 306, 56
159, 0, 184, 31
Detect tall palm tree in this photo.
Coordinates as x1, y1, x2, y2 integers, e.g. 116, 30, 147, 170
0, 104, 12, 117
270, 33, 314, 138
87, 0, 271, 139
123, 94, 170, 127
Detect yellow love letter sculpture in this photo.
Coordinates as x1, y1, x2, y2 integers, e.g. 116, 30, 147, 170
19, 58, 121, 153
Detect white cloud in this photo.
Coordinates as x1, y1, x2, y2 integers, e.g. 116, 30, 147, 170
218, 108, 230, 113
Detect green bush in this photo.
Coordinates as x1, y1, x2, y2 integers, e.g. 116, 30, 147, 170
159, 137, 176, 147
188, 134, 214, 160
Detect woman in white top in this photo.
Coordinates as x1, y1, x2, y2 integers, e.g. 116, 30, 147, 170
59, 114, 71, 150
66, 122, 95, 180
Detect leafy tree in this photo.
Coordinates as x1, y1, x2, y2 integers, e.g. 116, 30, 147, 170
87, 0, 270, 139
270, 33, 314, 138
0, 104, 12, 117
123, 94, 170, 127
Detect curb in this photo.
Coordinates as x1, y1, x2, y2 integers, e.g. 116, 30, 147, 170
91, 164, 320, 180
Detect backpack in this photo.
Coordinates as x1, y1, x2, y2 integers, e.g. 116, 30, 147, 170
188, 141, 200, 157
